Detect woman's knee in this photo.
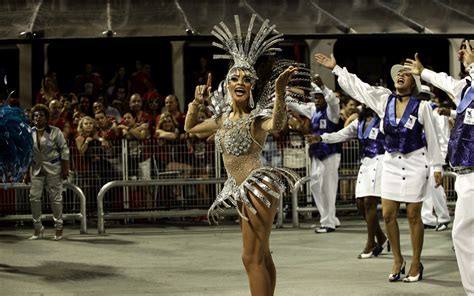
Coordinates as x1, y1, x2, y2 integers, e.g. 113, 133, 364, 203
382, 208, 397, 224
242, 253, 265, 269
406, 211, 422, 224
406, 203, 422, 223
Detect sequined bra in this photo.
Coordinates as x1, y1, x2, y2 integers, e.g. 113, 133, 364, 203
215, 110, 263, 156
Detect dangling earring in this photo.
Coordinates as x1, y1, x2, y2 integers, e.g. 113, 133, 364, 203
249, 91, 255, 108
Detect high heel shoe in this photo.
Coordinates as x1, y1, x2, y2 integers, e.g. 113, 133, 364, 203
388, 261, 406, 282
28, 226, 44, 240
52, 229, 63, 241
384, 240, 391, 252
358, 245, 378, 259
403, 263, 424, 283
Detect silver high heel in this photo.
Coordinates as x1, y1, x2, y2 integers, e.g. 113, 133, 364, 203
403, 263, 424, 283
28, 226, 44, 240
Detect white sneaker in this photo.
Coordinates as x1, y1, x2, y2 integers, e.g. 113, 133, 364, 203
436, 223, 448, 231
315, 227, 335, 233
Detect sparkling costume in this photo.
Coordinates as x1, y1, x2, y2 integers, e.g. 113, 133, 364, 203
210, 108, 299, 223
186, 15, 303, 224
420, 65, 474, 295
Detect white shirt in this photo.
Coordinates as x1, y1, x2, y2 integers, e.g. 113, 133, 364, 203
332, 65, 444, 171
421, 63, 474, 107
286, 85, 340, 123
321, 118, 358, 143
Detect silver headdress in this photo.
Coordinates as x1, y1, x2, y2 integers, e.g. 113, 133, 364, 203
208, 15, 311, 120
211, 14, 284, 80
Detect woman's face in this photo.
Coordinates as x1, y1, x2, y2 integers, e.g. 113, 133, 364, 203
82, 119, 95, 133
343, 99, 358, 115
394, 70, 415, 94
149, 98, 160, 111
123, 113, 136, 127
161, 116, 174, 131
33, 110, 47, 128
227, 69, 254, 104
197, 112, 207, 123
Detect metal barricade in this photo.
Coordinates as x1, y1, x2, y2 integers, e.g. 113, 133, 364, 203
67, 132, 360, 229
0, 182, 88, 234
291, 168, 459, 228
96, 178, 226, 233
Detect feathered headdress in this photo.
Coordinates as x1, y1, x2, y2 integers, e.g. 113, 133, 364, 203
208, 15, 312, 119
211, 14, 284, 80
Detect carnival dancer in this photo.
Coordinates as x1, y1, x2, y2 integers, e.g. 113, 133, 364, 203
418, 85, 451, 231
185, 15, 303, 296
315, 53, 443, 283
404, 42, 474, 294
306, 104, 388, 257
287, 76, 342, 233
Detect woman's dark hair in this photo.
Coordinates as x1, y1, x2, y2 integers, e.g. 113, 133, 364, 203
358, 104, 375, 122
31, 104, 50, 121
125, 110, 137, 119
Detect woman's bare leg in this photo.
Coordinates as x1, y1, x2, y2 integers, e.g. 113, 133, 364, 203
382, 198, 404, 273
241, 192, 278, 296
406, 202, 424, 276
357, 198, 376, 252
365, 196, 387, 247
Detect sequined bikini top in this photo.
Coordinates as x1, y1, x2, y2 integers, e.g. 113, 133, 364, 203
215, 110, 263, 156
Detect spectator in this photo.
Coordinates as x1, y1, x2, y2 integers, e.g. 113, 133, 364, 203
49, 99, 71, 140
25, 104, 69, 241
108, 65, 131, 103
117, 110, 151, 208
74, 63, 103, 99
157, 94, 186, 133
36, 74, 59, 105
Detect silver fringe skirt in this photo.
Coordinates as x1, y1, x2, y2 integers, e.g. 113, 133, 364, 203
208, 166, 301, 224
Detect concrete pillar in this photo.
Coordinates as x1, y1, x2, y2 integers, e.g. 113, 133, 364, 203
171, 41, 185, 111
449, 39, 462, 78
307, 39, 337, 89
17, 44, 33, 108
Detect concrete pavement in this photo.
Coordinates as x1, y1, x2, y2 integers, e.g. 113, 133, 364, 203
0, 217, 465, 295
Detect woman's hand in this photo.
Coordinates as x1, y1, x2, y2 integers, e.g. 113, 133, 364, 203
459, 40, 474, 68
275, 66, 298, 97
434, 171, 443, 188
194, 73, 212, 104
305, 134, 322, 145
404, 53, 424, 75
315, 53, 337, 70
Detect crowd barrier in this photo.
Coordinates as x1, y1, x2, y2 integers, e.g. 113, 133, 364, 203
290, 171, 458, 228
0, 182, 88, 234
0, 134, 458, 230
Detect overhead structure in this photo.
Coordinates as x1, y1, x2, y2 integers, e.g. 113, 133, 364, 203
0, 0, 473, 41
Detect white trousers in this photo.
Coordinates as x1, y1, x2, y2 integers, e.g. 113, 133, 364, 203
452, 172, 474, 295
421, 167, 450, 227
310, 154, 341, 229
